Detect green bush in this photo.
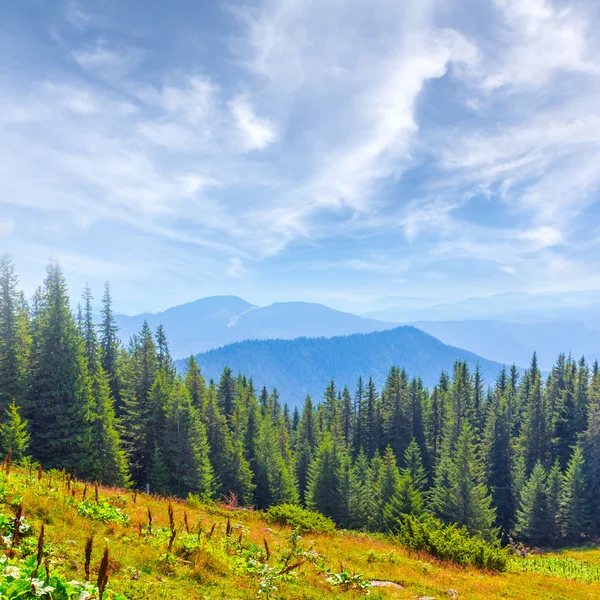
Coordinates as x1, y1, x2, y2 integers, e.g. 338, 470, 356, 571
394, 514, 507, 572
264, 504, 335, 534
77, 500, 130, 524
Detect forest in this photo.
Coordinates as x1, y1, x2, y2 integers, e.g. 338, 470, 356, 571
0, 254, 599, 549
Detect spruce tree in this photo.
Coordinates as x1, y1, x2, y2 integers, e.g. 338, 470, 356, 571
0, 254, 30, 414
99, 282, 122, 413
306, 433, 344, 523
546, 460, 563, 545
162, 380, 214, 498
0, 401, 30, 462
184, 356, 206, 415
383, 475, 424, 531
560, 445, 588, 542
515, 462, 550, 545
27, 262, 94, 474
401, 439, 427, 491
581, 403, 600, 536
348, 450, 372, 529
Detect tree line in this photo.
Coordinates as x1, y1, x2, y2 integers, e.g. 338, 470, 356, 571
0, 254, 599, 547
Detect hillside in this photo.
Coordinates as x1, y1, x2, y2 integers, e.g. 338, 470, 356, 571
114, 297, 397, 358
1, 466, 598, 600
180, 326, 508, 404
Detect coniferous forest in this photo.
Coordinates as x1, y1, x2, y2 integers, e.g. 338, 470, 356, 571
1, 254, 599, 550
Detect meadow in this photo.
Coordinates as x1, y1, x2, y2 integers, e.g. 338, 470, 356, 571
0, 464, 599, 599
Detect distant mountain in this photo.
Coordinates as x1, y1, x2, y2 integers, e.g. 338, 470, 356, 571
364, 290, 600, 323
177, 326, 509, 406
115, 297, 397, 358
411, 320, 600, 371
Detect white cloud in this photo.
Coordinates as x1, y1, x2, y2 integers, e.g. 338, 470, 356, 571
229, 97, 277, 150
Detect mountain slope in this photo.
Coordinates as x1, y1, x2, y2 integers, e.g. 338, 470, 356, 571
180, 326, 508, 405
115, 297, 397, 357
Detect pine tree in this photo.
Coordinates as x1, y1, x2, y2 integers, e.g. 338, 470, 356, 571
0, 254, 30, 414
401, 439, 427, 491
306, 433, 345, 523
184, 356, 206, 415
149, 445, 170, 495
217, 367, 236, 424
560, 445, 588, 542
515, 462, 550, 545
161, 380, 214, 498
546, 460, 563, 545
91, 368, 130, 487
99, 282, 122, 413
348, 450, 372, 529
520, 354, 551, 473
431, 423, 496, 539
0, 401, 30, 462
383, 475, 424, 531
482, 393, 514, 537
582, 403, 600, 536
27, 262, 94, 474
121, 322, 158, 486
254, 415, 298, 508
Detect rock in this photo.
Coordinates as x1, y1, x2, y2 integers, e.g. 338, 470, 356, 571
371, 581, 404, 589
415, 597, 436, 600
446, 590, 459, 598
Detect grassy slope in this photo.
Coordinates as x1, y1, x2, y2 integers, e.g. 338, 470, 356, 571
2, 467, 599, 600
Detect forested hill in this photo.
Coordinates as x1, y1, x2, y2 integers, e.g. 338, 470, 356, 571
178, 326, 507, 404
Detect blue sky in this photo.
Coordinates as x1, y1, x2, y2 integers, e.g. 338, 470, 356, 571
1, 0, 600, 314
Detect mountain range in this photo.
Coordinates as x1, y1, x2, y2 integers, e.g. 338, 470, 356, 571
114, 296, 397, 358
114, 290, 600, 377
176, 326, 507, 406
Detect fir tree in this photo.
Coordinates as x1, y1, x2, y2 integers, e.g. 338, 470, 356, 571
581, 403, 600, 536
560, 445, 588, 542
0, 254, 30, 414
99, 282, 122, 413
0, 401, 30, 462
401, 439, 427, 491
27, 262, 94, 475
515, 462, 550, 545
306, 433, 345, 523
162, 380, 214, 498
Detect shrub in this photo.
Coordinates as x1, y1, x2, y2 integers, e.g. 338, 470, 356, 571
77, 500, 130, 524
394, 514, 507, 572
264, 504, 335, 534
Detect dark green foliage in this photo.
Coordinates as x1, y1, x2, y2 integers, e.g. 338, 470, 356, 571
395, 514, 508, 572
560, 445, 588, 541
26, 262, 94, 475
264, 504, 336, 534
1, 255, 599, 549
0, 401, 30, 462
515, 462, 550, 545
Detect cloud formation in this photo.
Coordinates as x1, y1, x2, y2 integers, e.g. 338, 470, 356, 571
0, 0, 599, 311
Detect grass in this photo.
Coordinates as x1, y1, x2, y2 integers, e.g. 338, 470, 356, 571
1, 465, 600, 599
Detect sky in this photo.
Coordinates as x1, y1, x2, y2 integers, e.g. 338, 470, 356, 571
1, 0, 600, 315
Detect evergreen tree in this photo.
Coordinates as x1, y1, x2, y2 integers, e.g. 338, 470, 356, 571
149, 445, 170, 495
515, 462, 550, 545
546, 460, 563, 545
99, 282, 122, 413
348, 450, 372, 529
383, 475, 424, 531
254, 416, 298, 508
431, 423, 496, 539
0, 254, 30, 414
27, 262, 94, 474
184, 356, 206, 415
560, 445, 588, 542
217, 367, 236, 424
306, 433, 345, 523
401, 439, 427, 491
582, 403, 600, 536
162, 380, 214, 498
0, 401, 30, 462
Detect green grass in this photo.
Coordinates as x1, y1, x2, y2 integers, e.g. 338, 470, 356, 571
0, 465, 599, 599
